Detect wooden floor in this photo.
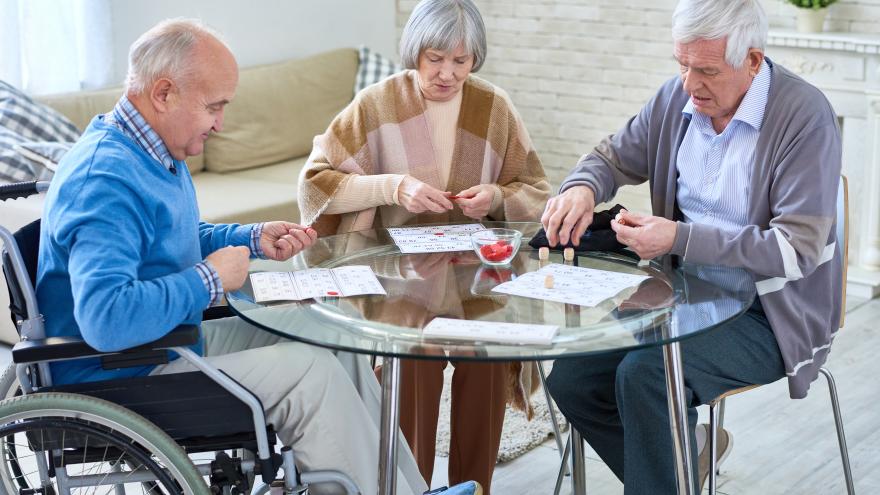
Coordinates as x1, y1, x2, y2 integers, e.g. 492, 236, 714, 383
1, 298, 876, 494
429, 297, 880, 494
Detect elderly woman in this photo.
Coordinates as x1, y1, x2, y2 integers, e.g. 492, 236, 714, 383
299, 0, 550, 491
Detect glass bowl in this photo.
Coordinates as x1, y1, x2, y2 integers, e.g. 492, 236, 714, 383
470, 228, 522, 266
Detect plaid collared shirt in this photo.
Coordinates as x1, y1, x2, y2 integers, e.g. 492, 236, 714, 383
105, 95, 266, 307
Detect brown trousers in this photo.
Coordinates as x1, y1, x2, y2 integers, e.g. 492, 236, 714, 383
396, 358, 508, 494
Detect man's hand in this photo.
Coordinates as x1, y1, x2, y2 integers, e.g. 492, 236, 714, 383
541, 186, 596, 247
454, 184, 495, 219
610, 210, 677, 260
260, 222, 318, 261
206, 246, 250, 291
398, 176, 454, 214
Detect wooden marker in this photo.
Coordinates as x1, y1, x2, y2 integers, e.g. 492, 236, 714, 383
538, 246, 550, 260
563, 247, 575, 261
544, 274, 555, 289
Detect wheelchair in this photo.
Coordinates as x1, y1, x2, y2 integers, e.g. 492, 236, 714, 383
0, 180, 360, 494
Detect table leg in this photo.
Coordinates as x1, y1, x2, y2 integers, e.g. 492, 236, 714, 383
379, 356, 402, 495
570, 428, 587, 495
662, 340, 696, 495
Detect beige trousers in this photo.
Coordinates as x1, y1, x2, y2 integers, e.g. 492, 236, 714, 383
151, 316, 427, 495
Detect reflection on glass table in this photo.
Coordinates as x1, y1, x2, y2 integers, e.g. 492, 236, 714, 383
227, 221, 755, 495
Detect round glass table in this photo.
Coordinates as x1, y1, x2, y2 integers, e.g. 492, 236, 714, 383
227, 221, 755, 495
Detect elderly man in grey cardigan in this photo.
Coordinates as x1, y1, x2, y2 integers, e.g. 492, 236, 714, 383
543, 0, 842, 493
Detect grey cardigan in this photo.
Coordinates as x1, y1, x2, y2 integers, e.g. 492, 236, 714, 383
561, 59, 842, 399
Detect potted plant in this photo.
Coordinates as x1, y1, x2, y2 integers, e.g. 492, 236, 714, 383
787, 0, 837, 33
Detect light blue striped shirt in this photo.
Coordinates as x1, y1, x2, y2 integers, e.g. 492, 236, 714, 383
676, 60, 771, 236
675, 60, 771, 312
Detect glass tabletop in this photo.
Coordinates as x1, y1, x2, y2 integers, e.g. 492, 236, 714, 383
227, 222, 756, 361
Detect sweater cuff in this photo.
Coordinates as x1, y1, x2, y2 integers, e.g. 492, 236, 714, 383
559, 180, 600, 203
669, 222, 692, 258
488, 184, 504, 218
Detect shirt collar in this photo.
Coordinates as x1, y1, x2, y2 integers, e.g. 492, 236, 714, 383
108, 94, 177, 173
681, 59, 772, 133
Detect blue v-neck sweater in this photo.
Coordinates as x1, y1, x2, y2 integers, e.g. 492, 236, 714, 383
37, 116, 253, 385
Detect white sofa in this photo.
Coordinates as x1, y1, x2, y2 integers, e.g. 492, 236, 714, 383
0, 48, 359, 344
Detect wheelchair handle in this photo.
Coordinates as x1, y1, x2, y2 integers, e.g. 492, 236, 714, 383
0, 181, 50, 201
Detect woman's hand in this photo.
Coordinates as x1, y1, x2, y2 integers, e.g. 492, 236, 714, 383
397, 176, 454, 213
454, 184, 496, 219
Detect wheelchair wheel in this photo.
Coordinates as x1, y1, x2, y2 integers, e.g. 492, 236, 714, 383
0, 392, 209, 494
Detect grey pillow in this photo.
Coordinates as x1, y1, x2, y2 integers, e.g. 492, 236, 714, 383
14, 141, 74, 180
0, 80, 80, 182
355, 46, 402, 95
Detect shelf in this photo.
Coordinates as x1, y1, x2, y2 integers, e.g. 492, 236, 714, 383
768, 30, 880, 55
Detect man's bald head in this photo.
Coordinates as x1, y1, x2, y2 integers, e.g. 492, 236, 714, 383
125, 18, 234, 96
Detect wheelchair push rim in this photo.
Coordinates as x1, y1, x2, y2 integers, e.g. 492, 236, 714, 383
0, 392, 209, 495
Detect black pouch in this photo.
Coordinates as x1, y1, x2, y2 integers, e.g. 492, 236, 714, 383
529, 204, 628, 253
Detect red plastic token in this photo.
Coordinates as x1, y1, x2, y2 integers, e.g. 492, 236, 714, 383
327, 291, 339, 296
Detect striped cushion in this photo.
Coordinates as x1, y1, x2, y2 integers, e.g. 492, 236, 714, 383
0, 81, 80, 182
355, 46, 401, 94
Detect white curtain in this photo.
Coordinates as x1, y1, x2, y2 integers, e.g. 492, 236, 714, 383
0, 0, 112, 95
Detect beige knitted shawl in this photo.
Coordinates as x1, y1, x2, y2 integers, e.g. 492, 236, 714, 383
298, 70, 550, 235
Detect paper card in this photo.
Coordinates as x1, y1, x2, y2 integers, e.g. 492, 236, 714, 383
387, 224, 484, 254
422, 317, 559, 345
249, 265, 386, 302
491, 263, 650, 307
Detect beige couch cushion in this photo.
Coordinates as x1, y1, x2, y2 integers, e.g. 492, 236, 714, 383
193, 156, 306, 225
203, 48, 357, 173
38, 87, 205, 175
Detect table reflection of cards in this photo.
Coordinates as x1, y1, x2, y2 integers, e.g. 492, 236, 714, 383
387, 224, 484, 253
422, 317, 559, 345
492, 263, 650, 307
250, 265, 386, 302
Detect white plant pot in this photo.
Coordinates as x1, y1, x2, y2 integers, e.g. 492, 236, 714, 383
796, 8, 827, 33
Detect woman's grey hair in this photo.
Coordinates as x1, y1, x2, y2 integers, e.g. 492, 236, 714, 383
125, 18, 227, 94
399, 0, 487, 72
672, 0, 768, 68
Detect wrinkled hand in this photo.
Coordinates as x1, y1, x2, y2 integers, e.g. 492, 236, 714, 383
454, 184, 496, 219
618, 277, 674, 311
540, 186, 596, 247
397, 176, 453, 214
610, 210, 677, 260
205, 246, 250, 291
260, 222, 318, 261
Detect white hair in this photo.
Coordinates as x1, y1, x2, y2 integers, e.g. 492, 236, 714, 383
399, 0, 487, 72
672, 0, 768, 68
125, 18, 227, 94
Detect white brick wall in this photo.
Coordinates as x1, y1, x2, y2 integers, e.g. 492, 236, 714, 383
395, 0, 877, 206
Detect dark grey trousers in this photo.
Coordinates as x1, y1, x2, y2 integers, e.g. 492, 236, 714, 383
547, 302, 785, 494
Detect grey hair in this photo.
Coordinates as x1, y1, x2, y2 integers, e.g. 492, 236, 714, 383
125, 18, 227, 94
399, 0, 487, 72
671, 0, 768, 68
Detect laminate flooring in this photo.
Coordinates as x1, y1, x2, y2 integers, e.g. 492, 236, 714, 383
430, 297, 880, 494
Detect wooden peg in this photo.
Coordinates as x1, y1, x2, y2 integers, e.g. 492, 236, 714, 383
544, 274, 555, 289
538, 246, 550, 260
563, 247, 575, 261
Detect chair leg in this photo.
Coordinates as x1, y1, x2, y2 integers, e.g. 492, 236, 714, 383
570, 428, 587, 495
709, 402, 720, 495
553, 433, 572, 495
819, 367, 856, 495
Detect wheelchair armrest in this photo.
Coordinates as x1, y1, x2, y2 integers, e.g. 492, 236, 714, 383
12, 325, 200, 364
202, 305, 233, 321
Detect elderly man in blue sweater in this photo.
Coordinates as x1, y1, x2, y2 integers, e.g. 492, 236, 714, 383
36, 18, 437, 495
543, 0, 842, 493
